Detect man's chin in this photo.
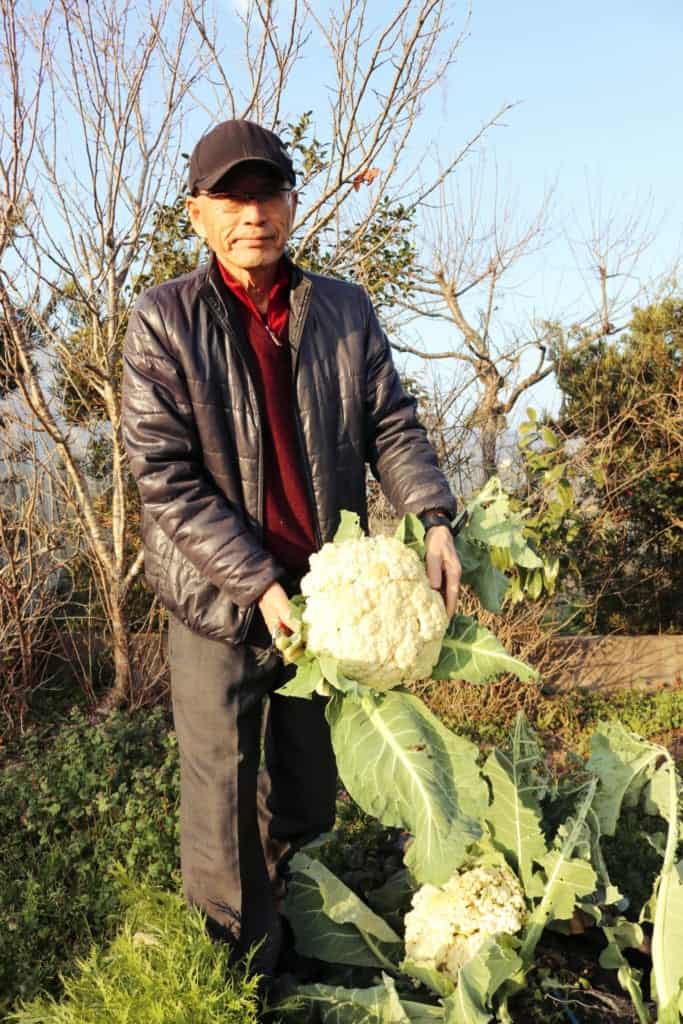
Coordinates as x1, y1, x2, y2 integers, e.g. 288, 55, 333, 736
223, 248, 282, 271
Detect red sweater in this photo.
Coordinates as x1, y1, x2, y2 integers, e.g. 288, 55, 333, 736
218, 260, 317, 576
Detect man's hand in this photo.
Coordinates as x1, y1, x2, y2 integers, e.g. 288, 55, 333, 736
424, 525, 461, 619
258, 581, 297, 639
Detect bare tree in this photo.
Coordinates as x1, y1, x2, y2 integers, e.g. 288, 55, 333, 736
0, 420, 68, 731
1, 0, 510, 707
0, 0, 209, 707
395, 160, 658, 481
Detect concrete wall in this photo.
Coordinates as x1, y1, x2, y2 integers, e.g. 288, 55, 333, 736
544, 635, 683, 693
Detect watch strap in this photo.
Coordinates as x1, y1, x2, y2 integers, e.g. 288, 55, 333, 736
418, 506, 468, 536
418, 507, 454, 532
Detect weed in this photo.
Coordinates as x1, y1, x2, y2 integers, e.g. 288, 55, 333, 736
9, 877, 261, 1024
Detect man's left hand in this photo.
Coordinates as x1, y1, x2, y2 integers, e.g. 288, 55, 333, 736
424, 525, 461, 619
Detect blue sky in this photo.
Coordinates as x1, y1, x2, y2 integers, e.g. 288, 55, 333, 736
465, 3, 681, 210
452, 1, 682, 300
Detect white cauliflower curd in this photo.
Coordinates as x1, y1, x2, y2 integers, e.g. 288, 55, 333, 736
300, 534, 448, 690
403, 864, 526, 980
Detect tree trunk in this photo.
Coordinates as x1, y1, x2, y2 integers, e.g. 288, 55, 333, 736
478, 373, 504, 481
96, 598, 132, 713
480, 417, 499, 482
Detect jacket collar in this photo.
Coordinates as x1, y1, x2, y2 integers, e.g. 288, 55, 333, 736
200, 252, 312, 355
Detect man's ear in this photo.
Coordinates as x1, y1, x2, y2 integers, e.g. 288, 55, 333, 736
185, 195, 206, 240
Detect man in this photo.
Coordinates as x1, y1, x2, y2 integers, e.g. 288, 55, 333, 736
122, 119, 461, 978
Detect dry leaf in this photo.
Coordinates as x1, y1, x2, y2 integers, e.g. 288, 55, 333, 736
352, 167, 380, 191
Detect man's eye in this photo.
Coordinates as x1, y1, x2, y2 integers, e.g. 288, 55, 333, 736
221, 191, 273, 201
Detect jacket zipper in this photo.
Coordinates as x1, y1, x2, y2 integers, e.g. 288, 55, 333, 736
289, 288, 323, 549
206, 278, 264, 643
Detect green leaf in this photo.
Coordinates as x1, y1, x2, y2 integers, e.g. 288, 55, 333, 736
432, 617, 537, 685
366, 869, 414, 932
466, 507, 522, 552
326, 691, 488, 884
462, 480, 531, 552
443, 939, 522, 1024
458, 554, 509, 612
402, 957, 455, 998
524, 569, 543, 601
318, 654, 365, 697
586, 722, 662, 836
395, 513, 427, 560
334, 510, 364, 542
452, 535, 482, 575
483, 716, 548, 892
283, 852, 402, 968
555, 479, 574, 512
600, 920, 651, 1024
296, 977, 445, 1023
643, 761, 681, 824
540, 426, 560, 449
543, 462, 568, 484
584, 808, 624, 910
517, 781, 598, 968
508, 539, 543, 570
277, 657, 322, 699
537, 849, 597, 920
650, 756, 683, 1023
591, 464, 607, 488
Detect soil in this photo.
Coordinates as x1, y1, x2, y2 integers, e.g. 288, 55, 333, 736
508, 929, 649, 1023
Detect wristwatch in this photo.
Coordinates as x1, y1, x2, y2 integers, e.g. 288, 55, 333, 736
418, 507, 468, 535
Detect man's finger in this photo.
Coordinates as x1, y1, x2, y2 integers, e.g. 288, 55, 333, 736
425, 546, 443, 591
442, 557, 461, 617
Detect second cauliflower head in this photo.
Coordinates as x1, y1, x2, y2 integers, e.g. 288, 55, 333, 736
403, 864, 527, 981
300, 534, 448, 690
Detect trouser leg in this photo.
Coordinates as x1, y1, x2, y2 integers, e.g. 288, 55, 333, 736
265, 691, 337, 849
168, 614, 284, 971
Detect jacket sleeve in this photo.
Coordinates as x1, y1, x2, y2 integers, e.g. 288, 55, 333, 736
122, 293, 283, 608
362, 294, 457, 519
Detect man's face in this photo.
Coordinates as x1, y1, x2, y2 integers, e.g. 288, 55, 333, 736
186, 162, 297, 276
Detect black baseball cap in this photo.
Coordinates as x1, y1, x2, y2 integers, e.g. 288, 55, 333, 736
188, 119, 295, 194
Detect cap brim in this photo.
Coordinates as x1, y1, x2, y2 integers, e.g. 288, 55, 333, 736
196, 156, 295, 192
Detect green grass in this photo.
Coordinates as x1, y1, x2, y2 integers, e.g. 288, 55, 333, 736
424, 678, 683, 759
9, 879, 261, 1024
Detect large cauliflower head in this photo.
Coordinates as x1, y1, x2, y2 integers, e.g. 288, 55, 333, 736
403, 864, 526, 981
300, 534, 448, 690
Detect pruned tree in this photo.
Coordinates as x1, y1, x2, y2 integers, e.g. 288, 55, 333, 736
395, 160, 660, 483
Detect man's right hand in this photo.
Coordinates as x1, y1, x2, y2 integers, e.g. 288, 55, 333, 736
258, 581, 297, 639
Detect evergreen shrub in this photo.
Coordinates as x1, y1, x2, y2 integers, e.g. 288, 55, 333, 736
0, 708, 179, 1014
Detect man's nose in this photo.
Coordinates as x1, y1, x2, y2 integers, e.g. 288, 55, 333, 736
240, 197, 269, 220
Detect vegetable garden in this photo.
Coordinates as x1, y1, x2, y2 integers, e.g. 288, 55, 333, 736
2, 483, 681, 1023
269, 497, 683, 1023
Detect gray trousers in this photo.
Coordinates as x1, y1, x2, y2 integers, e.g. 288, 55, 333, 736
168, 613, 337, 973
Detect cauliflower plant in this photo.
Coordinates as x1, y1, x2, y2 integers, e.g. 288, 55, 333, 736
403, 864, 526, 980
300, 534, 448, 690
